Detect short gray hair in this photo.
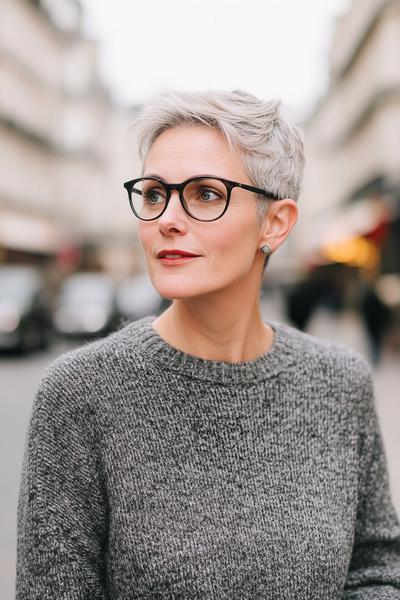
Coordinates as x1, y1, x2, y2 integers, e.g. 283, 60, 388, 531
132, 89, 305, 223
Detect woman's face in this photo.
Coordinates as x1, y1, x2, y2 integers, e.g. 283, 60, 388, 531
138, 125, 268, 300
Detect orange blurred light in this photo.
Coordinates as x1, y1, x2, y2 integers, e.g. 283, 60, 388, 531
322, 237, 379, 269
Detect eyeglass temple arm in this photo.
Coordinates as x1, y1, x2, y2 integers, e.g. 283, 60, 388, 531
235, 182, 281, 201
124, 181, 143, 196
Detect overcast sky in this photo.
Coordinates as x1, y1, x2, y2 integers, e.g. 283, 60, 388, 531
80, 0, 350, 120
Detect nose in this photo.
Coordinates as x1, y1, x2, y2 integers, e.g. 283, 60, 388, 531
158, 190, 188, 234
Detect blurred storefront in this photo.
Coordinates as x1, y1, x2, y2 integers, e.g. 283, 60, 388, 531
293, 0, 400, 348
299, 0, 400, 272
0, 0, 142, 286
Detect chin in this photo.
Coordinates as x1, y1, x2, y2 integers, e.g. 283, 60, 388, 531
154, 284, 206, 300
150, 274, 214, 301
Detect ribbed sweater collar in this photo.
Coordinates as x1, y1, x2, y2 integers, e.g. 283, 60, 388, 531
126, 315, 296, 386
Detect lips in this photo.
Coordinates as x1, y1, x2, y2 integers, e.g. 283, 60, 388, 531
157, 249, 200, 258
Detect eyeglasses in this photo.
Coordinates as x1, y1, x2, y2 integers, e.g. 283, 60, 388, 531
123, 176, 281, 222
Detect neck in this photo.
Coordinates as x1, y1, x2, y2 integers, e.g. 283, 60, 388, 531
152, 282, 274, 363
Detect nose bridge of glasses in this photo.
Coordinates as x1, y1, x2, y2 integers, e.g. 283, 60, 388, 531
167, 182, 184, 198
160, 182, 186, 216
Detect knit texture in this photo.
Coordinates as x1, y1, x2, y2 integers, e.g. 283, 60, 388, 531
16, 316, 400, 599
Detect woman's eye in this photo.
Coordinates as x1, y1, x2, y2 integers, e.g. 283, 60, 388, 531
144, 189, 164, 204
199, 188, 223, 202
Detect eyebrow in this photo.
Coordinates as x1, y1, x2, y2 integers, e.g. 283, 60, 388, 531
142, 173, 223, 181
142, 173, 165, 180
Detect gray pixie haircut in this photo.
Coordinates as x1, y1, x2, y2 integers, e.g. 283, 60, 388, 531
132, 88, 305, 224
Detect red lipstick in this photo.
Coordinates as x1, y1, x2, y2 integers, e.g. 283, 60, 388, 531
156, 249, 201, 265
157, 249, 200, 258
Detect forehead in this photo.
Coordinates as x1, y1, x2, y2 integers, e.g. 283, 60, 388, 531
143, 125, 248, 181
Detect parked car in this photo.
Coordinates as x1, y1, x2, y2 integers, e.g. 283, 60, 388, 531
116, 273, 166, 323
0, 265, 53, 353
53, 272, 120, 339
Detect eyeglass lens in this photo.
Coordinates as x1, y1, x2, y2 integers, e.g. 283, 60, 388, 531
130, 178, 228, 221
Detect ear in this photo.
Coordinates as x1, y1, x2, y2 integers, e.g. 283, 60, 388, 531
259, 199, 298, 251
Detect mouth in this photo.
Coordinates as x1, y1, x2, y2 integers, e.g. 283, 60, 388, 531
157, 255, 200, 264
156, 250, 201, 265
156, 250, 200, 259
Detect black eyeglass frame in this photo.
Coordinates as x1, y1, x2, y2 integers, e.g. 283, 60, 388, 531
123, 176, 281, 222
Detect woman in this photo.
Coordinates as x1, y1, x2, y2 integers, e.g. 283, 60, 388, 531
16, 89, 400, 599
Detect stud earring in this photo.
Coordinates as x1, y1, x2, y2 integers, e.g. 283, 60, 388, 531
260, 244, 272, 256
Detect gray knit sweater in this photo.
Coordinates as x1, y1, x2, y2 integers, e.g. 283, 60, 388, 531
16, 316, 400, 599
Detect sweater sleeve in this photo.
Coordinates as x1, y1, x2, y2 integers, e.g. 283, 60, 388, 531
15, 358, 109, 599
343, 363, 400, 598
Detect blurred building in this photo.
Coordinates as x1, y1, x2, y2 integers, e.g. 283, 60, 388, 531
298, 0, 400, 278
0, 0, 141, 283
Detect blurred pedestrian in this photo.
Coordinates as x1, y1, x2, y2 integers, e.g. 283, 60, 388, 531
16, 89, 400, 599
359, 280, 392, 364
286, 264, 347, 331
286, 276, 321, 330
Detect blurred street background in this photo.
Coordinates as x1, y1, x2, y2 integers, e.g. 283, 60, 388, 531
1, 0, 400, 598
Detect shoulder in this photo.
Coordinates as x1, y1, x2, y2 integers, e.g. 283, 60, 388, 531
272, 320, 372, 389
35, 317, 152, 408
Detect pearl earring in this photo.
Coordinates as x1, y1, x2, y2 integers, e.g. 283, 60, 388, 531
260, 244, 272, 256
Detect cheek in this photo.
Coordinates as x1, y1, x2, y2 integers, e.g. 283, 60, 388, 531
206, 218, 259, 271
215, 214, 258, 251
138, 225, 158, 276
138, 223, 153, 251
